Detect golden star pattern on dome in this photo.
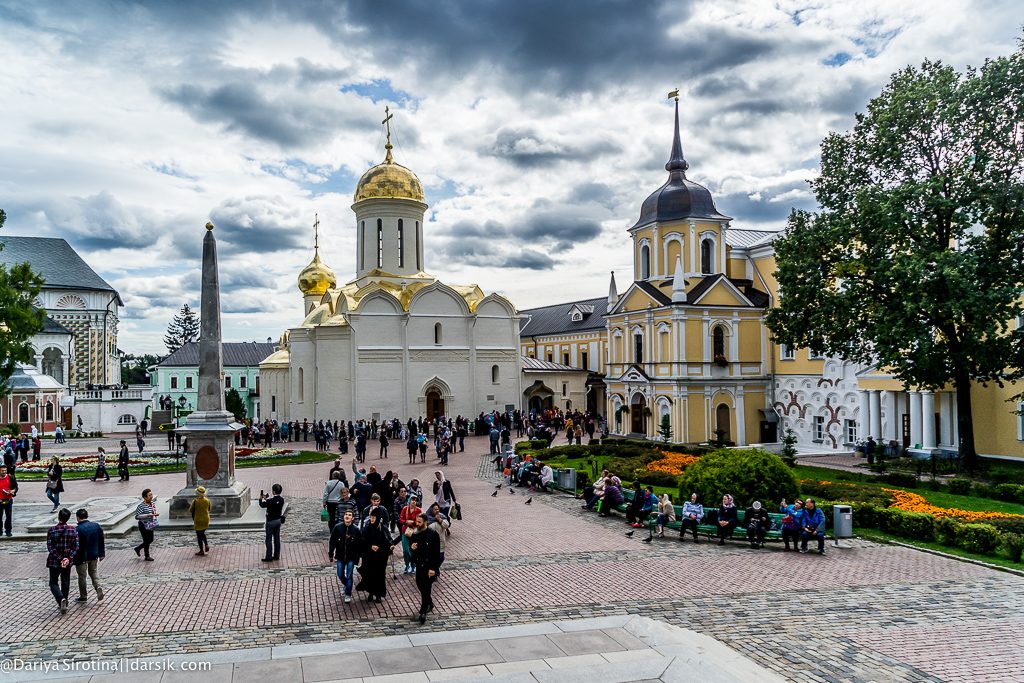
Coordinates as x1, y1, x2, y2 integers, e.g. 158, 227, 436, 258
353, 108, 425, 203
297, 214, 337, 296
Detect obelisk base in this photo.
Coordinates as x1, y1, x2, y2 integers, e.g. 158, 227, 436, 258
169, 481, 251, 519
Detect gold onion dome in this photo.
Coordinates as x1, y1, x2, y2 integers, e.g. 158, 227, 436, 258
297, 249, 337, 297
353, 143, 425, 203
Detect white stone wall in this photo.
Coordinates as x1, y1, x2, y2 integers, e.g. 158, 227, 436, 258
773, 359, 866, 451
72, 386, 153, 434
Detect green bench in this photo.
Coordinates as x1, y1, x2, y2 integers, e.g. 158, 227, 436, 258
648, 506, 786, 543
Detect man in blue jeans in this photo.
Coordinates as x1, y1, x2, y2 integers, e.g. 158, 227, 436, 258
259, 484, 285, 562
800, 498, 827, 555
329, 510, 362, 604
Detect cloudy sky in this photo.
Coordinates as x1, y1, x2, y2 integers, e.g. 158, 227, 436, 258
0, 1, 1020, 354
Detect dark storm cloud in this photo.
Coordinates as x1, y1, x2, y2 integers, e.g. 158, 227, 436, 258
10, 191, 152, 251
484, 128, 620, 168
208, 196, 306, 254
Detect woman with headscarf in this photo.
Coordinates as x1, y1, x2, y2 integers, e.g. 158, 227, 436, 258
653, 493, 675, 538
355, 508, 390, 602
431, 471, 457, 524
399, 495, 422, 574
598, 476, 623, 517
716, 494, 738, 545
188, 486, 211, 555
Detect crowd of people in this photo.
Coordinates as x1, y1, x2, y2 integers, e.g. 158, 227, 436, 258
580, 471, 828, 553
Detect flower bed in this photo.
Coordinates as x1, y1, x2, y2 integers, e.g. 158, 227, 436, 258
16, 453, 180, 474
646, 451, 700, 476
885, 488, 1024, 524
236, 447, 296, 460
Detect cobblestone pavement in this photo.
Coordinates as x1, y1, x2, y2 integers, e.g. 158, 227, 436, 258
3, 435, 1021, 682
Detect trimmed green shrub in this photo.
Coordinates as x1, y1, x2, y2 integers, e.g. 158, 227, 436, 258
989, 517, 1024, 536
514, 440, 549, 454
678, 448, 797, 509
878, 472, 918, 488
1002, 533, 1024, 563
946, 478, 973, 496
993, 483, 1023, 503
636, 470, 680, 488
973, 483, 996, 499
925, 479, 943, 491
895, 511, 936, 541
935, 517, 959, 546
797, 479, 893, 507
956, 523, 1002, 555
852, 502, 881, 529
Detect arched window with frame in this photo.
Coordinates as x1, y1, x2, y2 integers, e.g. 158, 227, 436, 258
376, 219, 384, 268
398, 219, 404, 268
491, 364, 499, 383
360, 221, 365, 270
18, 402, 29, 422
298, 367, 304, 398
634, 332, 644, 364
712, 325, 726, 363
415, 221, 421, 270
434, 322, 443, 345
45, 401, 54, 421
701, 238, 713, 274
640, 244, 651, 279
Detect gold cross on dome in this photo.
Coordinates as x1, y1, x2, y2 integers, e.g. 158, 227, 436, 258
313, 213, 320, 251
382, 106, 394, 146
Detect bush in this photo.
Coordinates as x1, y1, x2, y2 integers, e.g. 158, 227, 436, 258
515, 440, 549, 454
925, 479, 943, 491
989, 517, 1024, 537
993, 483, 1024, 503
946, 478, 973, 496
797, 479, 894, 507
956, 523, 1002, 555
678, 448, 797, 509
1002, 533, 1024, 563
973, 483, 996, 499
852, 502, 881, 529
878, 471, 918, 488
935, 517, 959, 546
535, 445, 590, 460
635, 470, 680, 488
894, 511, 936, 541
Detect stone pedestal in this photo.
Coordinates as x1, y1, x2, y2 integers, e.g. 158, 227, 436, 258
169, 409, 250, 519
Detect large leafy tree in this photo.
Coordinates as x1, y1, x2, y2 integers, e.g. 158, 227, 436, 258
766, 43, 1024, 471
0, 209, 45, 395
225, 387, 246, 421
164, 303, 200, 354
119, 351, 164, 385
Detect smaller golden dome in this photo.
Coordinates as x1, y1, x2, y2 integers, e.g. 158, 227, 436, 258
297, 250, 336, 297
354, 144, 425, 203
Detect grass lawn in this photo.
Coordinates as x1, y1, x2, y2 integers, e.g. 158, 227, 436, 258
14, 450, 337, 481
858, 528, 1024, 572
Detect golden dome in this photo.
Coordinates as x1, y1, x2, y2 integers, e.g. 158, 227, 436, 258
297, 249, 336, 297
353, 144, 425, 203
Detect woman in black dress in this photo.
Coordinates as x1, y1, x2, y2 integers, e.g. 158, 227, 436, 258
356, 509, 390, 602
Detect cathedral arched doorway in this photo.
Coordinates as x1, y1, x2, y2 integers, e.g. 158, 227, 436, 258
426, 390, 444, 422
715, 403, 731, 443
630, 394, 647, 435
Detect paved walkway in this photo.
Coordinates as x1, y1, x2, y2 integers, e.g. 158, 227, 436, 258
2, 435, 1021, 682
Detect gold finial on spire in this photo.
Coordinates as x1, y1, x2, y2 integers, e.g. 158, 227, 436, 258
382, 105, 395, 163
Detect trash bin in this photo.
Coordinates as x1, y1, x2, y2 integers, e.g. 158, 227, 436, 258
559, 468, 576, 491
833, 504, 853, 538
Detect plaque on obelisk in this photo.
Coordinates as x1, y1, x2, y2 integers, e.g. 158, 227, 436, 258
169, 222, 251, 518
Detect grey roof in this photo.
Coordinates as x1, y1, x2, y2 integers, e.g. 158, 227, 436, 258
725, 229, 780, 248
635, 280, 672, 306
520, 355, 587, 372
9, 363, 63, 390
42, 315, 72, 336
158, 342, 276, 368
686, 274, 770, 308
0, 236, 122, 305
519, 296, 608, 337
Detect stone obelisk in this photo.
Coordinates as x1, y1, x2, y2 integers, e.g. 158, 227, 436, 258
169, 222, 251, 518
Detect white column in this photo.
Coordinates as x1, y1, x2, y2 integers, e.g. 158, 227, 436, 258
879, 390, 891, 442
62, 357, 70, 387
869, 390, 882, 440
939, 392, 953, 446
736, 389, 746, 445
858, 390, 871, 442
921, 391, 936, 449
888, 392, 901, 442
909, 391, 923, 447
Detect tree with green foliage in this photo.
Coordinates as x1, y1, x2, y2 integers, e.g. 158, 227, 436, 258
780, 427, 798, 466
658, 413, 672, 443
225, 387, 246, 421
0, 209, 45, 396
766, 43, 1024, 472
679, 448, 798, 509
164, 303, 200, 354
119, 351, 164, 385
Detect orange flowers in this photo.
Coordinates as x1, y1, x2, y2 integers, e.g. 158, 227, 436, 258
647, 451, 700, 476
884, 488, 1024, 523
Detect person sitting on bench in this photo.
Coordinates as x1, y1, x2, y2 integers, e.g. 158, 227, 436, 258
679, 493, 704, 542
582, 470, 608, 510
800, 498, 827, 555
744, 500, 771, 549
716, 494, 738, 545
598, 477, 623, 517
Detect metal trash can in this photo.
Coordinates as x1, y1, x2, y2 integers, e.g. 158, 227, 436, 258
833, 504, 853, 538
559, 468, 576, 491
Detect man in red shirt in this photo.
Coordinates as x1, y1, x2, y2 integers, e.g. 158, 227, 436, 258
0, 465, 17, 537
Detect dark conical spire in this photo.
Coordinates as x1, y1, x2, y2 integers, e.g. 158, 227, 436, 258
665, 96, 689, 175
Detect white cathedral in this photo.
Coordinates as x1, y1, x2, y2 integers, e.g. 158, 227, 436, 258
259, 132, 523, 423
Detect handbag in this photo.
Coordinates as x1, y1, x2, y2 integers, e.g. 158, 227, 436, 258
46, 479, 58, 490
321, 508, 329, 522
451, 502, 462, 521
143, 517, 159, 531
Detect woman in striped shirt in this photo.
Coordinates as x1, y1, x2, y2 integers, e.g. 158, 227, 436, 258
133, 488, 159, 561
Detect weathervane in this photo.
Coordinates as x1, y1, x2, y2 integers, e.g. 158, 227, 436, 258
667, 88, 680, 101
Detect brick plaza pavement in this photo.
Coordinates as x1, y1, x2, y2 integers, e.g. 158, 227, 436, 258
2, 435, 1022, 682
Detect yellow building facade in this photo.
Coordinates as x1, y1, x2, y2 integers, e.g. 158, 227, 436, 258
519, 100, 1024, 460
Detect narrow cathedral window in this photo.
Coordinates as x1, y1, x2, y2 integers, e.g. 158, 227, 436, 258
491, 365, 499, 383
434, 322, 443, 345
712, 326, 725, 359
377, 219, 383, 268
640, 244, 651, 279
398, 219, 404, 268
634, 334, 643, 364
416, 221, 421, 270
701, 239, 713, 274
360, 221, 365, 270
18, 403, 28, 422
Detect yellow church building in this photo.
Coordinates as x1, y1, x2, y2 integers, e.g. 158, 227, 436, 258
520, 99, 1024, 461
